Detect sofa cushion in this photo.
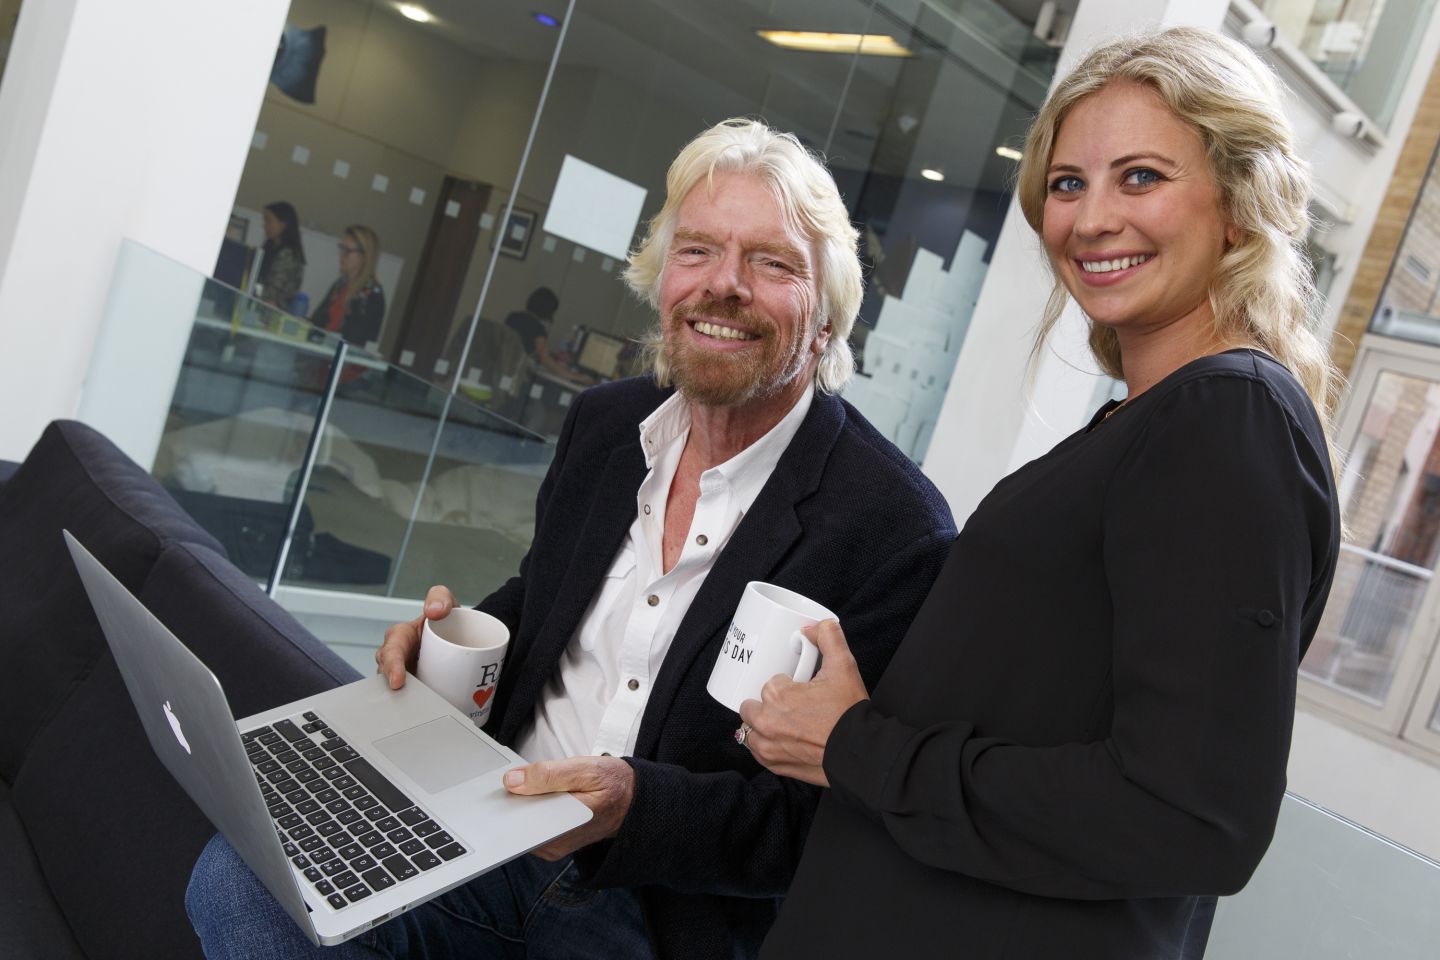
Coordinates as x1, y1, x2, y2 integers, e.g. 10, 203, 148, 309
0, 421, 224, 780
137, 540, 361, 719
13, 540, 359, 960
0, 779, 86, 960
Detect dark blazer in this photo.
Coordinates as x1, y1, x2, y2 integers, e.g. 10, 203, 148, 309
477, 376, 956, 959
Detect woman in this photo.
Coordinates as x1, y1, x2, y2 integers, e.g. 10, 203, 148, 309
256, 201, 306, 312
742, 27, 1342, 959
311, 224, 385, 347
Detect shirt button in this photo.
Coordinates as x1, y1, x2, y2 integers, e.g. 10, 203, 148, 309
695, 534, 708, 546
643, 504, 651, 515
647, 594, 659, 606
600, 752, 612, 757
627, 679, 640, 691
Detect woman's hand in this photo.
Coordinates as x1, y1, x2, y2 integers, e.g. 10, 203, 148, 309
738, 620, 869, 787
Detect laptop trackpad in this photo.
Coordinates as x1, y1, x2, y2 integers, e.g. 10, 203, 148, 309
373, 717, 509, 794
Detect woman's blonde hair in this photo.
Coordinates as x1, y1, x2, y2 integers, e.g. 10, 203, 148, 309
343, 225, 381, 302
1016, 27, 1340, 427
624, 118, 862, 394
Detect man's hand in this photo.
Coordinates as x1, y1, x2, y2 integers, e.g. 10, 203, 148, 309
738, 620, 869, 787
503, 757, 635, 860
376, 585, 459, 689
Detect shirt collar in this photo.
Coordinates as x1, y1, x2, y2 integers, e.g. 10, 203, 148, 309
636, 383, 815, 497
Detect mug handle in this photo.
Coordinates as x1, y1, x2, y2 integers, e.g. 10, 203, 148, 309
791, 630, 820, 683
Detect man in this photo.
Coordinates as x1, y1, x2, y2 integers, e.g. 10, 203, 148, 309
188, 119, 955, 959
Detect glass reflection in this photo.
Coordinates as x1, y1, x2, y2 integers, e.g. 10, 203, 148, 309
1259, 0, 1437, 128
1304, 371, 1440, 704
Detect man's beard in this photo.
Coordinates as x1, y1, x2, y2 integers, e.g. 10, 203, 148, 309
665, 299, 811, 407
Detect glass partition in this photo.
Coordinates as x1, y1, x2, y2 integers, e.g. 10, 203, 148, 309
105, 241, 555, 609
1206, 793, 1440, 958
0, 0, 23, 92
1259, 0, 1437, 129
224, 0, 1057, 466
275, 341, 551, 602
152, 263, 349, 583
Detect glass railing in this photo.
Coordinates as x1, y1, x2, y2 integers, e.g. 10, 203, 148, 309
1259, 0, 1437, 129
1207, 792, 1440, 957
92, 241, 554, 630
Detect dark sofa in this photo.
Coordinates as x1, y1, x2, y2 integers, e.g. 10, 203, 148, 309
0, 421, 361, 959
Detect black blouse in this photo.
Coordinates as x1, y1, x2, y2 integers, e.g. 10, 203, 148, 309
762, 350, 1340, 959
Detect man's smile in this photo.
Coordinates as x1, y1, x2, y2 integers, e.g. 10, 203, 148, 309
690, 320, 760, 342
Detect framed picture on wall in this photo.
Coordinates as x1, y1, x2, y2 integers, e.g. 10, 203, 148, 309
497, 207, 537, 260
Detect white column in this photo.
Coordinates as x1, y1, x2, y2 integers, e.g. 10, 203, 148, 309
0, 0, 290, 463
922, 0, 1231, 522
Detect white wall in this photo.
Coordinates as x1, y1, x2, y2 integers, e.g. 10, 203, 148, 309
0, 0, 290, 463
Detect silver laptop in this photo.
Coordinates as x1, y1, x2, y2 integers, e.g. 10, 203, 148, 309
65, 531, 590, 946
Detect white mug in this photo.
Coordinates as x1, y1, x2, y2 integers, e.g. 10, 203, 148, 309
415, 608, 510, 727
706, 581, 836, 712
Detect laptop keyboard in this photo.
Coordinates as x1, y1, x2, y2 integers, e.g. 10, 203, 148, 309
242, 710, 468, 911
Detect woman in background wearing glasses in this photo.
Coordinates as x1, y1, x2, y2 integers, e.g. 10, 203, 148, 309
312, 224, 386, 348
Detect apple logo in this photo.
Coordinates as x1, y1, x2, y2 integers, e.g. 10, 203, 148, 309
163, 701, 192, 754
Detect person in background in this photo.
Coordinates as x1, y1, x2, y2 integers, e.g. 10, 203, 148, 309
505, 286, 594, 386
312, 225, 385, 348
742, 27, 1343, 960
256, 201, 306, 313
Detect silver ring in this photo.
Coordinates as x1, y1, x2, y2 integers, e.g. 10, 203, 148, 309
735, 723, 752, 749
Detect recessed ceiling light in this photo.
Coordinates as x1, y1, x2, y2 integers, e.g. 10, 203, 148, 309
995, 146, 1023, 161
757, 31, 913, 57
533, 12, 560, 27
920, 168, 945, 182
397, 4, 433, 23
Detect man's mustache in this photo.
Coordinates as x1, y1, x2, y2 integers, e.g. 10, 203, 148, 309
670, 299, 772, 337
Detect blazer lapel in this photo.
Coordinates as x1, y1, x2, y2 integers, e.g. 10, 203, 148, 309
497, 438, 648, 742
635, 393, 847, 756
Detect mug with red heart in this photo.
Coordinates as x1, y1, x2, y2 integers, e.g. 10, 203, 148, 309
415, 608, 510, 727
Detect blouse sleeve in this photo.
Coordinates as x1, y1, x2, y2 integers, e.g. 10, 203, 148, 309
822, 373, 1335, 900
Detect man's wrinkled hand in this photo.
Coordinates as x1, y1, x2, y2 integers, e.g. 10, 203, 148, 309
376, 585, 458, 689
503, 756, 635, 860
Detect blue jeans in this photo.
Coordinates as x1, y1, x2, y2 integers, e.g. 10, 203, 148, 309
186, 834, 654, 959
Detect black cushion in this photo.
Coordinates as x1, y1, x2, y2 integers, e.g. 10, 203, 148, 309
0, 421, 223, 781
0, 458, 19, 491
0, 780, 86, 960
13, 540, 359, 960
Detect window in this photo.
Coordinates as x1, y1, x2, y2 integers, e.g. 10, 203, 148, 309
1260, 0, 1438, 129
220, 0, 1061, 465
1304, 341, 1440, 759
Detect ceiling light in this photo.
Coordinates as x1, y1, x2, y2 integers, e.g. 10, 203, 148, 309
995, 146, 1023, 161
533, 12, 560, 27
397, 4, 433, 23
757, 31, 913, 57
920, 168, 945, 182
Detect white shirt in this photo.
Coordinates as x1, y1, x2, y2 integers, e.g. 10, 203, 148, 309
514, 386, 815, 760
